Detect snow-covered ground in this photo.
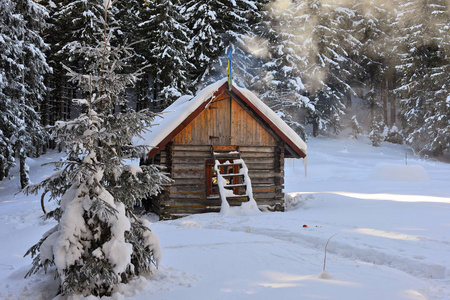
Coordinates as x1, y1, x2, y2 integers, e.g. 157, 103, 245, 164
0, 137, 449, 300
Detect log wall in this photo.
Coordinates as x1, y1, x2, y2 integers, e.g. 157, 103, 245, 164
153, 144, 285, 218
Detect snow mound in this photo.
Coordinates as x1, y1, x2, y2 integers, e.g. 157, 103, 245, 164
369, 163, 430, 182
284, 193, 315, 211
179, 220, 202, 229
318, 271, 332, 279
222, 203, 261, 217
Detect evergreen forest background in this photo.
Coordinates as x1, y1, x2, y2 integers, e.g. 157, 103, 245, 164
1, 0, 450, 185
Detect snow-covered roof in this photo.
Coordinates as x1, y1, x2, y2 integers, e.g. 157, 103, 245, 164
134, 78, 307, 158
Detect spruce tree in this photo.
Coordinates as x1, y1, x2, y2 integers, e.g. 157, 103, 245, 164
358, 0, 398, 128
225, 0, 265, 89
310, 1, 362, 135
350, 115, 362, 139
17, 0, 50, 188
256, 0, 312, 139
395, 0, 450, 156
41, 0, 118, 126
183, 0, 224, 85
0, 0, 19, 181
142, 0, 194, 107
183, 0, 263, 88
114, 0, 154, 111
24, 2, 169, 297
369, 118, 384, 147
415, 0, 449, 156
0, 0, 50, 185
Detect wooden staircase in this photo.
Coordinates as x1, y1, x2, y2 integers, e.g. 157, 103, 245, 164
211, 146, 255, 208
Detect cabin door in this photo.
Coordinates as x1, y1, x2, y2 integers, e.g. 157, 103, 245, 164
209, 97, 231, 145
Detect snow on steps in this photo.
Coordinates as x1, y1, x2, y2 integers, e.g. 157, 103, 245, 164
212, 150, 259, 215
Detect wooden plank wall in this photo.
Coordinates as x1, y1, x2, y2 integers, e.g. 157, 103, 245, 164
230, 100, 277, 146
173, 92, 231, 145
173, 91, 277, 147
155, 144, 285, 218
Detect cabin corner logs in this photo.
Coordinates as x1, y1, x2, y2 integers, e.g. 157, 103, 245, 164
145, 88, 299, 219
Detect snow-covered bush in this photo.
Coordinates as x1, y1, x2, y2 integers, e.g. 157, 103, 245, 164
23, 2, 169, 297
384, 125, 403, 145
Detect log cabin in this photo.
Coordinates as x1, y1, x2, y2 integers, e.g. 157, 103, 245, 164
136, 78, 307, 218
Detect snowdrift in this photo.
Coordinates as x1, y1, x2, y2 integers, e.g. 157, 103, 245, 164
369, 163, 430, 181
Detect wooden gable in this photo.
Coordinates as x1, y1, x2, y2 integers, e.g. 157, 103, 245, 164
145, 80, 306, 159
173, 90, 277, 147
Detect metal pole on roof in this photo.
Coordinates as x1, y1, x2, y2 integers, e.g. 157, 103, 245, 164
227, 44, 232, 91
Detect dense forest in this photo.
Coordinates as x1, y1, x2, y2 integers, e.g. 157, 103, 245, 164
1, 0, 449, 186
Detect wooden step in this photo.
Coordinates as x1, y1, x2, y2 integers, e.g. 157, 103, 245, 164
223, 183, 247, 188
220, 173, 244, 178
225, 195, 249, 200
216, 163, 242, 167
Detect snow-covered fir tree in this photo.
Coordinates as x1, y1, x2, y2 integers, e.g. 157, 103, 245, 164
369, 118, 384, 147
308, 0, 362, 136
183, 0, 263, 88
354, 0, 398, 128
0, 0, 50, 186
52, 0, 116, 71
182, 0, 224, 85
395, 0, 450, 156
224, 0, 265, 89
23, 2, 169, 297
230, 42, 266, 89
114, 0, 155, 111
350, 115, 362, 139
41, 0, 119, 125
0, 0, 19, 181
255, 0, 313, 139
141, 0, 194, 107
17, 0, 51, 188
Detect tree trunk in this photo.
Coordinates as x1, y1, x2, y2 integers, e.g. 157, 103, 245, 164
0, 157, 5, 181
34, 137, 41, 158
312, 118, 319, 137
20, 153, 29, 189
388, 66, 397, 127
381, 75, 388, 125
42, 139, 48, 154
